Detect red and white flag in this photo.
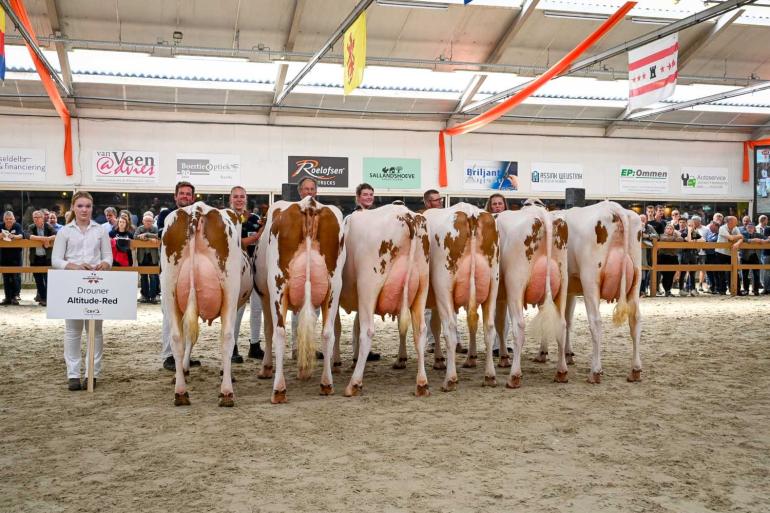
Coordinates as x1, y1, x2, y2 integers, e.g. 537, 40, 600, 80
628, 33, 678, 111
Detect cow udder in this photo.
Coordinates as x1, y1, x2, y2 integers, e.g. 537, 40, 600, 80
287, 249, 330, 310
600, 249, 634, 301
176, 254, 223, 322
375, 255, 419, 316
524, 256, 561, 305
453, 254, 491, 307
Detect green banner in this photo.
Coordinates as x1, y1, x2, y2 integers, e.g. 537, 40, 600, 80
363, 158, 421, 190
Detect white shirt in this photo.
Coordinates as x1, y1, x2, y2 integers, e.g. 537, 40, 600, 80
696, 225, 709, 256
716, 224, 741, 256
52, 220, 113, 269
101, 221, 116, 235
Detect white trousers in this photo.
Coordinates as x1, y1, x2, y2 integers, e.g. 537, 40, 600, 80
491, 311, 511, 350
234, 290, 263, 346
424, 309, 461, 347
161, 309, 172, 360
64, 319, 104, 379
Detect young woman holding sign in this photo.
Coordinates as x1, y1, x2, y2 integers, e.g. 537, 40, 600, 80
51, 191, 113, 391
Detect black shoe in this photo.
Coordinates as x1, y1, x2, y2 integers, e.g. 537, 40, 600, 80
366, 351, 381, 362
248, 343, 264, 359
163, 356, 176, 371
738, 290, 748, 296
10, 298, 19, 305
82, 378, 97, 389
456, 344, 468, 354
189, 359, 201, 367
231, 354, 244, 364
139, 297, 148, 304
1, 298, 11, 306
68, 378, 82, 391
316, 351, 324, 360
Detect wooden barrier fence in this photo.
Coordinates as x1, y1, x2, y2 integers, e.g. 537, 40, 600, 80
3, 239, 770, 297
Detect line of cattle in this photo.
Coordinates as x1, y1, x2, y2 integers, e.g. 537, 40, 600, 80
160, 197, 642, 407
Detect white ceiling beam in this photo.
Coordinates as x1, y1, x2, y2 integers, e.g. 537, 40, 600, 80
679, 9, 744, 71
269, 0, 305, 124
449, 0, 540, 117
44, 0, 77, 115
751, 119, 770, 140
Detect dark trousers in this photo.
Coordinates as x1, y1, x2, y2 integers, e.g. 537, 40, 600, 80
659, 254, 678, 293
30, 254, 50, 301
715, 253, 731, 293
2, 272, 21, 301
678, 251, 697, 291
741, 253, 761, 293
140, 253, 159, 299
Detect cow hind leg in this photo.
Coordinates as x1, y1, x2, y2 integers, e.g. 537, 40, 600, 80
481, 299, 497, 387
411, 305, 429, 397
333, 314, 342, 374
430, 310, 445, 370
270, 301, 289, 404
564, 294, 577, 365
218, 299, 236, 407
345, 311, 373, 397
319, 303, 335, 396
463, 305, 478, 368
393, 314, 408, 370
627, 299, 642, 382
258, 295, 274, 379
582, 284, 604, 384
171, 320, 190, 406
506, 300, 526, 389
439, 310, 459, 392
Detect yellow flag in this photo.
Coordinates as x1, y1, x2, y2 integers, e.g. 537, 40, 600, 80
343, 12, 366, 95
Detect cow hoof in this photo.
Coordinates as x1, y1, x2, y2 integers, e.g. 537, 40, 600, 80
506, 375, 521, 389
587, 372, 602, 384
462, 356, 477, 368
174, 391, 190, 406
218, 392, 235, 407
332, 361, 342, 374
554, 370, 569, 383
271, 389, 287, 404
298, 369, 312, 381
441, 378, 458, 392
433, 357, 446, 370
344, 383, 363, 397
183, 369, 190, 376
415, 383, 430, 397
257, 365, 273, 379
627, 368, 642, 382
482, 375, 497, 387
532, 352, 548, 363
319, 383, 334, 396
566, 353, 575, 366
392, 358, 408, 370
497, 356, 512, 369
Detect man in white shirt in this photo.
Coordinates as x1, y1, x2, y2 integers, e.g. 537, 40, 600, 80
101, 207, 118, 234
715, 216, 743, 294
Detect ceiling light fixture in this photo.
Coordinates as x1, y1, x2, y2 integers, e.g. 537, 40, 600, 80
376, 0, 449, 10
630, 16, 675, 25
542, 10, 610, 21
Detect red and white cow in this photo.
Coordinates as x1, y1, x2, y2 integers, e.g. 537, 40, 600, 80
556, 200, 642, 383
423, 203, 500, 391
337, 204, 431, 397
160, 202, 252, 407
495, 202, 569, 388
255, 196, 345, 404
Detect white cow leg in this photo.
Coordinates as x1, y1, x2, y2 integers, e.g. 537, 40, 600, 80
463, 306, 478, 368
564, 294, 577, 365
496, 301, 512, 368
627, 298, 643, 382
332, 314, 342, 373
439, 309, 459, 392
582, 286, 604, 384
411, 305, 429, 397
393, 314, 408, 370
506, 301, 526, 389
481, 299, 497, 387
345, 311, 373, 397
271, 322, 288, 403
319, 304, 335, 395
430, 310, 445, 370
218, 304, 236, 407
350, 314, 360, 369
553, 298, 569, 383
171, 326, 190, 406
258, 296, 274, 379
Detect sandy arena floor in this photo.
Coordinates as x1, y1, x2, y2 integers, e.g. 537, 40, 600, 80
1, 290, 768, 513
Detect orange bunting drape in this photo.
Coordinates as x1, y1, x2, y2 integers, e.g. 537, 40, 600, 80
9, 0, 73, 176
743, 138, 770, 182
437, 1, 637, 187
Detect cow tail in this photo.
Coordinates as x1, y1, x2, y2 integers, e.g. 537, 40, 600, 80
296, 214, 317, 379
612, 206, 631, 326
467, 214, 479, 337
398, 216, 417, 339
532, 209, 559, 348
181, 214, 200, 350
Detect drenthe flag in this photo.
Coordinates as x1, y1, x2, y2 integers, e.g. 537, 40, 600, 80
343, 11, 366, 95
0, 9, 6, 81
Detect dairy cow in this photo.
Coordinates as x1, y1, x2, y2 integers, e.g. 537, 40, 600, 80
160, 202, 252, 407
255, 196, 345, 403
337, 204, 431, 397
423, 203, 500, 391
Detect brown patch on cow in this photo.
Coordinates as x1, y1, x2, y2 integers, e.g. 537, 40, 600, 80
317, 207, 340, 275
477, 212, 498, 266
421, 233, 430, 263
224, 209, 238, 226
443, 212, 470, 273
339, 234, 345, 251
397, 214, 415, 238
274, 300, 284, 328
275, 274, 286, 291
377, 240, 399, 274
637, 230, 642, 242
203, 209, 230, 272
524, 218, 543, 261
553, 218, 568, 250
274, 204, 304, 276
434, 234, 440, 245
163, 209, 190, 265
595, 221, 608, 245
611, 212, 620, 223
598, 262, 602, 268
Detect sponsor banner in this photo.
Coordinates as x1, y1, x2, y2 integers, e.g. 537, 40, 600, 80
288, 156, 348, 188
679, 167, 729, 195
93, 150, 159, 183
362, 158, 421, 189
47, 270, 138, 320
463, 160, 518, 190
530, 162, 584, 192
0, 148, 46, 182
618, 166, 669, 194
176, 153, 241, 186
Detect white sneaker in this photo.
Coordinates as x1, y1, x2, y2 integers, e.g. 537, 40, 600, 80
679, 289, 687, 297
690, 289, 699, 296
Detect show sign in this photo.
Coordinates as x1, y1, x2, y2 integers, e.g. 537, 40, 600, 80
530, 162, 584, 192
47, 270, 138, 320
463, 160, 518, 190
679, 167, 729, 195
288, 156, 348, 188
176, 153, 241, 186
362, 158, 421, 189
0, 148, 46, 182
93, 151, 159, 184
618, 166, 670, 194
